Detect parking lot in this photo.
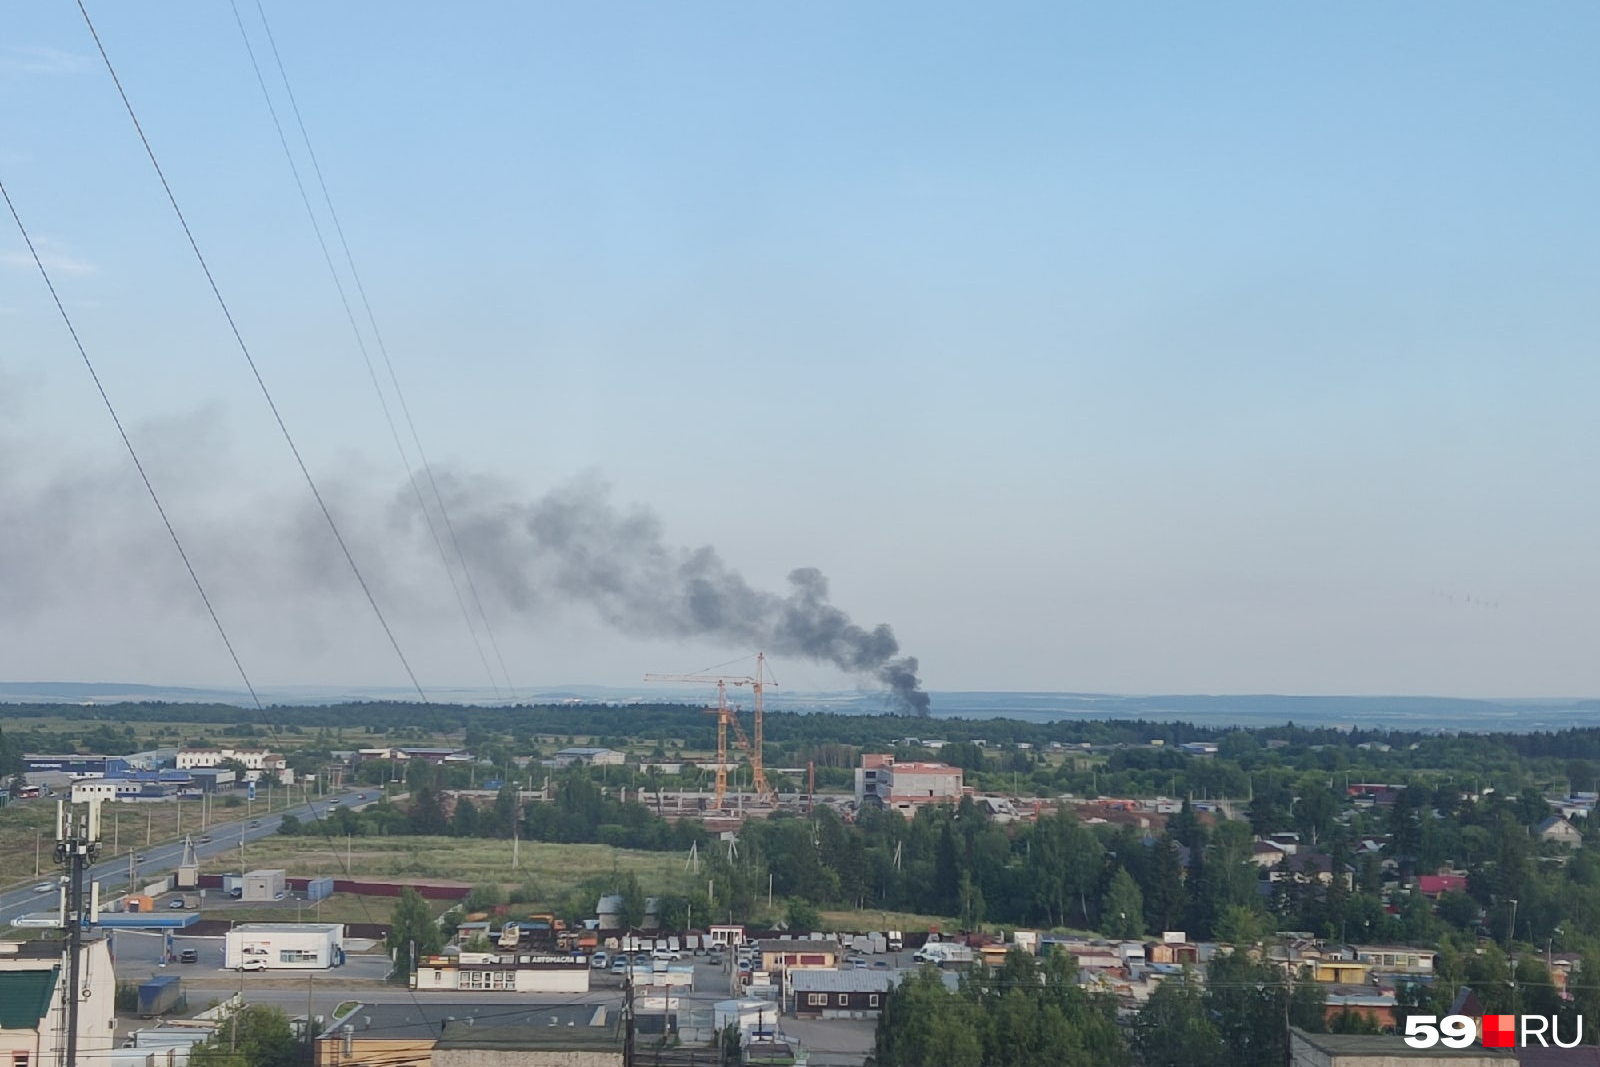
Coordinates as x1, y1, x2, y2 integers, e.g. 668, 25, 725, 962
108, 929, 392, 985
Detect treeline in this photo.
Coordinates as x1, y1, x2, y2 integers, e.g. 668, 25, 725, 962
872, 948, 1341, 1067
19, 696, 1600, 765
280, 766, 712, 856
293, 757, 1600, 952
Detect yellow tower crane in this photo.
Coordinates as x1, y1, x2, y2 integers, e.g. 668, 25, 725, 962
645, 652, 776, 808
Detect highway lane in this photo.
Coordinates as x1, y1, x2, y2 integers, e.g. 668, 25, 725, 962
0, 789, 370, 927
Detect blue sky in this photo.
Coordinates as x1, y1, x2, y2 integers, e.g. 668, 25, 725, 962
2, 3, 1599, 698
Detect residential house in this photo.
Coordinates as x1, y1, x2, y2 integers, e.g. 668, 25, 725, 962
1537, 816, 1584, 847
1417, 873, 1468, 898
1275, 850, 1353, 889
1251, 841, 1287, 869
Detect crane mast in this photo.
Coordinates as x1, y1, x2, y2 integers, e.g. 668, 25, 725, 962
645, 653, 776, 808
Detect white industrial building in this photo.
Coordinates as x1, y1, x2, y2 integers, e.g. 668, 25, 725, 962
242, 869, 287, 902
224, 923, 344, 970
175, 747, 291, 784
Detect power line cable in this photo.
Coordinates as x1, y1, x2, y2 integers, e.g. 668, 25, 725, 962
75, 0, 428, 705
49, 11, 460, 1037
226, 0, 503, 703
7, 170, 433, 1034
250, 0, 521, 703
0, 177, 263, 713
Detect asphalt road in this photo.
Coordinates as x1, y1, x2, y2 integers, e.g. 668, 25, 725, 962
0, 788, 369, 928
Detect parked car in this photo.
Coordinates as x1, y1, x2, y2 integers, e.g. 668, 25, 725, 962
633, 953, 651, 968
238, 959, 266, 972
591, 952, 609, 970
847, 956, 867, 969
167, 899, 185, 910
228, 888, 243, 899
610, 957, 629, 975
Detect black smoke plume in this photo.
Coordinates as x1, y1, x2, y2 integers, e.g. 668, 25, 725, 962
429, 475, 932, 714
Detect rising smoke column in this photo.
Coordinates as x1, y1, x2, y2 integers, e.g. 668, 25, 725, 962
429, 474, 932, 714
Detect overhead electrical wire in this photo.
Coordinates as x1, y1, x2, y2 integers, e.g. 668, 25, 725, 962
68, 4, 446, 1014
40, 10, 506, 1047
5, 173, 412, 1016
248, 0, 522, 704
75, 0, 429, 705
226, 0, 505, 703
0, 179, 264, 713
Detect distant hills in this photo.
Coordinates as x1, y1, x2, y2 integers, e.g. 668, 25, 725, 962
3, 681, 1599, 732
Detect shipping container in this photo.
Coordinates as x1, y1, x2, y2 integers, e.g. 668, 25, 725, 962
137, 975, 183, 1018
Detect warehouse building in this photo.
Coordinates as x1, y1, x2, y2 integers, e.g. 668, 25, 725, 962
225, 923, 344, 970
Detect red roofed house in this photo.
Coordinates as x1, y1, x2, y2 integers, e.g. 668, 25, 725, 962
1417, 874, 1468, 898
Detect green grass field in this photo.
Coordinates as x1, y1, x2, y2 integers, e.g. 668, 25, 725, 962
208, 893, 452, 927
204, 833, 695, 895
0, 791, 310, 892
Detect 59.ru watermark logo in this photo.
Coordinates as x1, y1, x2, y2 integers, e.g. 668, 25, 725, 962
1404, 1015, 1583, 1049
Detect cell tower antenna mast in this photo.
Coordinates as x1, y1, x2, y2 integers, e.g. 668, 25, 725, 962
56, 799, 103, 1067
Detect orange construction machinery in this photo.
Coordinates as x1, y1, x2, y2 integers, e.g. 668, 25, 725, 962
645, 652, 777, 809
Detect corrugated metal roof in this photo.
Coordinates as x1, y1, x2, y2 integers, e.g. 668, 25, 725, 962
788, 970, 894, 993
790, 968, 960, 994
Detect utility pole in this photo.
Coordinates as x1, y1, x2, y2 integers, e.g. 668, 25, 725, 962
56, 798, 103, 1067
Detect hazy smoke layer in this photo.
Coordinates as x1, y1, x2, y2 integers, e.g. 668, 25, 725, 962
427, 475, 932, 714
